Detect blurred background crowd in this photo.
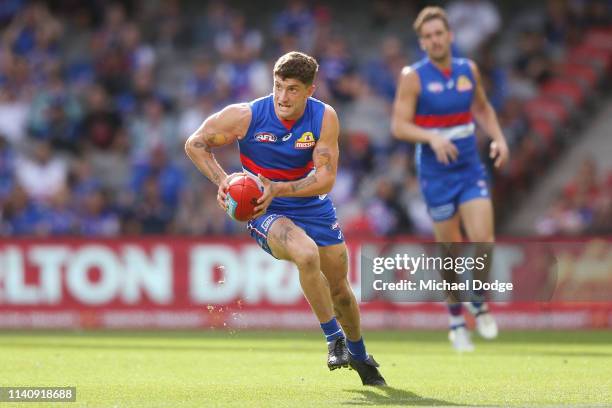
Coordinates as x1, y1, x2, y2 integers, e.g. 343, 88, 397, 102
0, 0, 610, 238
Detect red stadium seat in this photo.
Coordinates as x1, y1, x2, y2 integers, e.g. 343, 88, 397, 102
569, 45, 611, 72
560, 62, 599, 90
528, 117, 555, 146
583, 29, 612, 52
541, 79, 585, 109
524, 97, 569, 125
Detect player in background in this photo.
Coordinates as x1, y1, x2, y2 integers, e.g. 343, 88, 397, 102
185, 52, 386, 385
391, 7, 509, 351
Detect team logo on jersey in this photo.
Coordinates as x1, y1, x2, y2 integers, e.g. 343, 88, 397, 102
457, 75, 473, 92
427, 82, 444, 93
295, 131, 315, 149
255, 132, 277, 143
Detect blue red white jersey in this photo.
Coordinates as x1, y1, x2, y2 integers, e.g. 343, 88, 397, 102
238, 94, 335, 216
412, 57, 481, 176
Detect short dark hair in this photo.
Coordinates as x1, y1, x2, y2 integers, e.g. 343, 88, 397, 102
273, 51, 318, 86
413, 6, 450, 36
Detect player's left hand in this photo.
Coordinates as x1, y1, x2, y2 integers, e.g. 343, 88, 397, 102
253, 174, 278, 218
490, 139, 509, 169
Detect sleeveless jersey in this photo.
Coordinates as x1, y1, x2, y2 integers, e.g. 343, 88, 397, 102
412, 57, 481, 177
238, 94, 335, 217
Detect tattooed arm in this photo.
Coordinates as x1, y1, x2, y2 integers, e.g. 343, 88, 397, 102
279, 104, 339, 197
253, 104, 339, 217
185, 103, 251, 209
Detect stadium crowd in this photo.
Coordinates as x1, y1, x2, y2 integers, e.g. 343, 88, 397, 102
0, 0, 610, 237
536, 158, 612, 236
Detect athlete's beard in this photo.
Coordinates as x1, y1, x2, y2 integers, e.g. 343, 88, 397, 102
429, 48, 451, 67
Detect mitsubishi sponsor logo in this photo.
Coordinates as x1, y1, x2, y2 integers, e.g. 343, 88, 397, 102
294, 132, 315, 149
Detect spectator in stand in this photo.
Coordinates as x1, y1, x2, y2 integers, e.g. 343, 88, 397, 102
272, 0, 316, 53
14, 139, 67, 202
365, 177, 412, 236
0, 134, 15, 201
536, 158, 611, 236
514, 29, 553, 85
90, 3, 130, 95
0, 87, 28, 146
214, 12, 262, 63
119, 23, 156, 73
363, 35, 408, 102
79, 83, 123, 151
400, 172, 433, 236
318, 35, 355, 103
78, 188, 119, 236
446, 0, 500, 56
192, 0, 232, 46
132, 176, 174, 234
1, 183, 47, 235
183, 56, 217, 104
42, 186, 79, 235
128, 95, 178, 162
130, 146, 185, 210
342, 77, 393, 154
27, 74, 82, 150
70, 157, 101, 201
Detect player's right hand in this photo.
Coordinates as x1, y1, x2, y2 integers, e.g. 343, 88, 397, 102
217, 172, 245, 211
429, 134, 459, 165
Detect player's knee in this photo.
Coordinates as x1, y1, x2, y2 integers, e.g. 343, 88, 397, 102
291, 242, 319, 271
330, 280, 352, 306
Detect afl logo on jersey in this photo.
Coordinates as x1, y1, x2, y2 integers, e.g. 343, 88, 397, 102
255, 132, 277, 143
427, 82, 444, 93
295, 131, 315, 149
457, 75, 473, 92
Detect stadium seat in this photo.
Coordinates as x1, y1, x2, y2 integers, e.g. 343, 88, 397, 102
583, 28, 612, 52
524, 97, 570, 125
569, 45, 611, 73
541, 79, 586, 109
560, 62, 599, 90
529, 117, 555, 146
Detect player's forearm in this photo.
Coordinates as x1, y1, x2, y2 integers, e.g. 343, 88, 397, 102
185, 139, 228, 186
391, 120, 437, 144
274, 172, 334, 198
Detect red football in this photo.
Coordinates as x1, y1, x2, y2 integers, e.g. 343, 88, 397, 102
225, 175, 263, 221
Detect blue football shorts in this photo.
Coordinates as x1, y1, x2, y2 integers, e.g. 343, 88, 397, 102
419, 163, 491, 222
246, 211, 344, 258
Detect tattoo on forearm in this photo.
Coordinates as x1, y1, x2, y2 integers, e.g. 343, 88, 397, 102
203, 159, 223, 185
290, 175, 318, 192
188, 137, 225, 185
193, 141, 212, 153
314, 147, 333, 172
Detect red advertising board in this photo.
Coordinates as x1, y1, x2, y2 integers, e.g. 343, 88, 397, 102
0, 237, 610, 329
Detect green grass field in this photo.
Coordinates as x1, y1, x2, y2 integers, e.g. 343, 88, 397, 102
0, 330, 611, 407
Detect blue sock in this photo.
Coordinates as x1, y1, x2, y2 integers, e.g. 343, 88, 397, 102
320, 317, 344, 342
346, 337, 368, 361
448, 303, 463, 316
448, 303, 465, 330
